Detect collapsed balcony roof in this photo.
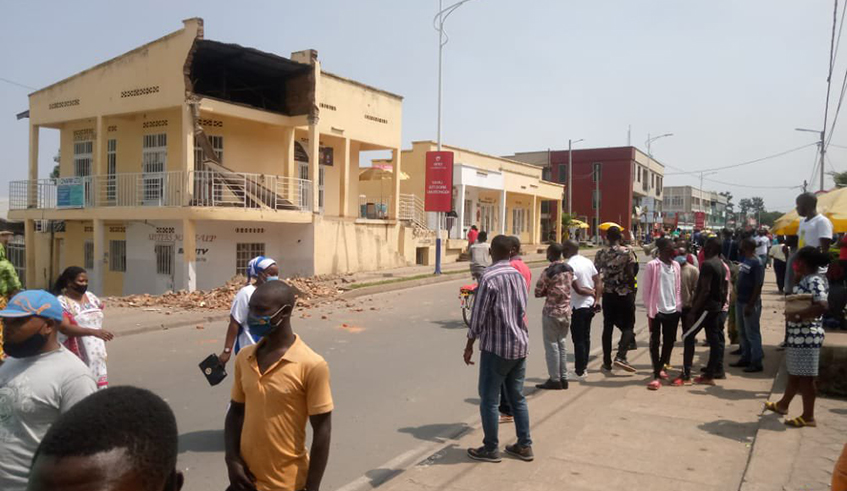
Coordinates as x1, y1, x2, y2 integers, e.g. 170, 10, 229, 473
189, 39, 313, 116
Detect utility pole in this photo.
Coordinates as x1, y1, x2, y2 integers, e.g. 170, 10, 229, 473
819, 131, 826, 191
594, 163, 600, 245
568, 139, 573, 216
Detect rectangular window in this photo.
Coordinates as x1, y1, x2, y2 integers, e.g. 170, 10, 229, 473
558, 164, 568, 184
542, 167, 552, 181
84, 241, 94, 270
512, 208, 526, 235
236, 243, 265, 277
593, 190, 601, 209
106, 139, 117, 203
142, 133, 167, 204
74, 141, 93, 205
154, 244, 174, 276
109, 240, 126, 272
593, 162, 602, 182
463, 199, 472, 227
541, 201, 550, 214
637, 166, 641, 182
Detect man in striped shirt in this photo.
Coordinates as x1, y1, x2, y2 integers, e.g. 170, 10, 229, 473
464, 235, 533, 463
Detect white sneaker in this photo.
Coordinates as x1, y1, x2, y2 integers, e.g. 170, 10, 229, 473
574, 371, 588, 382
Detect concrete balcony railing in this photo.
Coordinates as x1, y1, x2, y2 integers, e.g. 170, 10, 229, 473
9, 171, 313, 212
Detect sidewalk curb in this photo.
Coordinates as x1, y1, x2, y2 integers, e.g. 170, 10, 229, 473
336, 320, 651, 491
342, 260, 550, 299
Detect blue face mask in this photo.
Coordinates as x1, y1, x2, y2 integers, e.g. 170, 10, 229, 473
247, 304, 290, 338
265, 276, 280, 282
674, 256, 688, 266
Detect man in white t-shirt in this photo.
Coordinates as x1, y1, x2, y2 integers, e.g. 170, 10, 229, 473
796, 192, 833, 253
563, 240, 602, 380
754, 230, 770, 267
219, 256, 279, 366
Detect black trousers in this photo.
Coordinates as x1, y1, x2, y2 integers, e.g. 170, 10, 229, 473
571, 307, 595, 375
649, 312, 680, 378
602, 292, 636, 366
773, 259, 786, 293
682, 311, 725, 379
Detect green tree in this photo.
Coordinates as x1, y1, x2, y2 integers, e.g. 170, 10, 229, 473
49, 151, 60, 180
751, 197, 765, 215
830, 170, 847, 188
759, 210, 784, 227
739, 198, 753, 217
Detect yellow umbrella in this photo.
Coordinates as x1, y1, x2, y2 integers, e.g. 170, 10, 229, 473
569, 219, 590, 229
773, 187, 847, 235
358, 167, 410, 181
599, 221, 622, 231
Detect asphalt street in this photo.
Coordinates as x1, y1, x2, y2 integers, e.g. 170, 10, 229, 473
107, 258, 648, 491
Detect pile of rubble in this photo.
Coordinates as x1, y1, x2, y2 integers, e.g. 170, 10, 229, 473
106, 275, 352, 311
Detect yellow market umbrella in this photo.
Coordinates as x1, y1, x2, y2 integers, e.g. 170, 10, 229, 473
570, 219, 590, 229
772, 187, 847, 235
599, 221, 622, 231
358, 167, 410, 181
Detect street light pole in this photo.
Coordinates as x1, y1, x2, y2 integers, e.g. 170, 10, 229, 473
567, 138, 584, 217
433, 0, 473, 275
645, 132, 673, 229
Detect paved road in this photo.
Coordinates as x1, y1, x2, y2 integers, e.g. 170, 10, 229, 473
107, 258, 648, 491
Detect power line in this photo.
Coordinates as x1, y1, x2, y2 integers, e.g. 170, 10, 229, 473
833, 0, 847, 65
820, 0, 840, 185
0, 77, 36, 90
663, 142, 817, 176
831, 144, 847, 149
825, 65, 847, 149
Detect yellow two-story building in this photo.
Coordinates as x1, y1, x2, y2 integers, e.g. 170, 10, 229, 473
11, 18, 425, 295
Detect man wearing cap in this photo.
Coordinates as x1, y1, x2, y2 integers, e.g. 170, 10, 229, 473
0, 231, 22, 361
0, 290, 97, 490
220, 256, 279, 366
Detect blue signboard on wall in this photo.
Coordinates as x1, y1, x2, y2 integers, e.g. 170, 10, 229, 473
57, 178, 85, 209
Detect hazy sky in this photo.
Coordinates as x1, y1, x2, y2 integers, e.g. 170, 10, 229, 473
1, 0, 845, 213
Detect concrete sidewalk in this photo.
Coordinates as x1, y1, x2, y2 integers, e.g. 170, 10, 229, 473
378, 283, 846, 491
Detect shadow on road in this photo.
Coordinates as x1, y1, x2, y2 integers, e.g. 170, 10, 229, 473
697, 419, 760, 442
417, 444, 470, 467
463, 397, 480, 405
365, 468, 404, 487
179, 429, 225, 453
431, 319, 468, 330
398, 422, 471, 443
690, 385, 771, 401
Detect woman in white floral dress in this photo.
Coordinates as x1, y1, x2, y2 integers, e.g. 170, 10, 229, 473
765, 246, 829, 427
54, 266, 114, 389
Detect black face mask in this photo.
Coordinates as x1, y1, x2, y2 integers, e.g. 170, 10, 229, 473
69, 283, 88, 295
4, 332, 48, 358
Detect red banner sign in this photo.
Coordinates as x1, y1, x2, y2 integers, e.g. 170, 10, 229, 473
425, 151, 454, 212
694, 211, 706, 229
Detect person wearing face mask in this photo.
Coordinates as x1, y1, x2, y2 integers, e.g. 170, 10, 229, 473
225, 280, 333, 491
53, 266, 114, 389
0, 290, 97, 491
220, 256, 280, 366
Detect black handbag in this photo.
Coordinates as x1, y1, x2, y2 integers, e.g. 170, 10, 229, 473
198, 353, 227, 386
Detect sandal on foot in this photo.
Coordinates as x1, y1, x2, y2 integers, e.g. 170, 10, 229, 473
764, 401, 787, 415
784, 416, 817, 428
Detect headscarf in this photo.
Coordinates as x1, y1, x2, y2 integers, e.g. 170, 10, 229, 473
246, 256, 277, 282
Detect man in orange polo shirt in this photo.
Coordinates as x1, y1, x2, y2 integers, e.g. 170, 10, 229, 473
225, 281, 333, 491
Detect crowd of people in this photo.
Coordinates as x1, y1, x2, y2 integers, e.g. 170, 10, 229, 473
0, 190, 844, 489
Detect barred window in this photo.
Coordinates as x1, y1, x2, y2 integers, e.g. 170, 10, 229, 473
84, 241, 94, 270
109, 240, 126, 272
155, 244, 174, 276
236, 243, 265, 277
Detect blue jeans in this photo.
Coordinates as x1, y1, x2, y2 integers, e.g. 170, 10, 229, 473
736, 299, 763, 368
479, 350, 532, 450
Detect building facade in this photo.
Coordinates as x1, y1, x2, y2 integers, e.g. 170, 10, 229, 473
507, 146, 665, 240
10, 19, 433, 296
383, 142, 563, 251
662, 186, 728, 230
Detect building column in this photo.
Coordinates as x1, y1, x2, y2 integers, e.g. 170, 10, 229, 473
93, 115, 104, 207
308, 118, 320, 214
339, 138, 351, 217
554, 200, 563, 242
24, 219, 35, 288
183, 218, 197, 292
181, 104, 195, 206
456, 184, 466, 240
91, 219, 105, 295
28, 124, 39, 208
532, 195, 538, 245
390, 148, 401, 220
500, 189, 507, 235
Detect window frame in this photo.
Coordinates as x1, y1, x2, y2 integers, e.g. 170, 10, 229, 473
236, 243, 266, 277
109, 240, 126, 272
